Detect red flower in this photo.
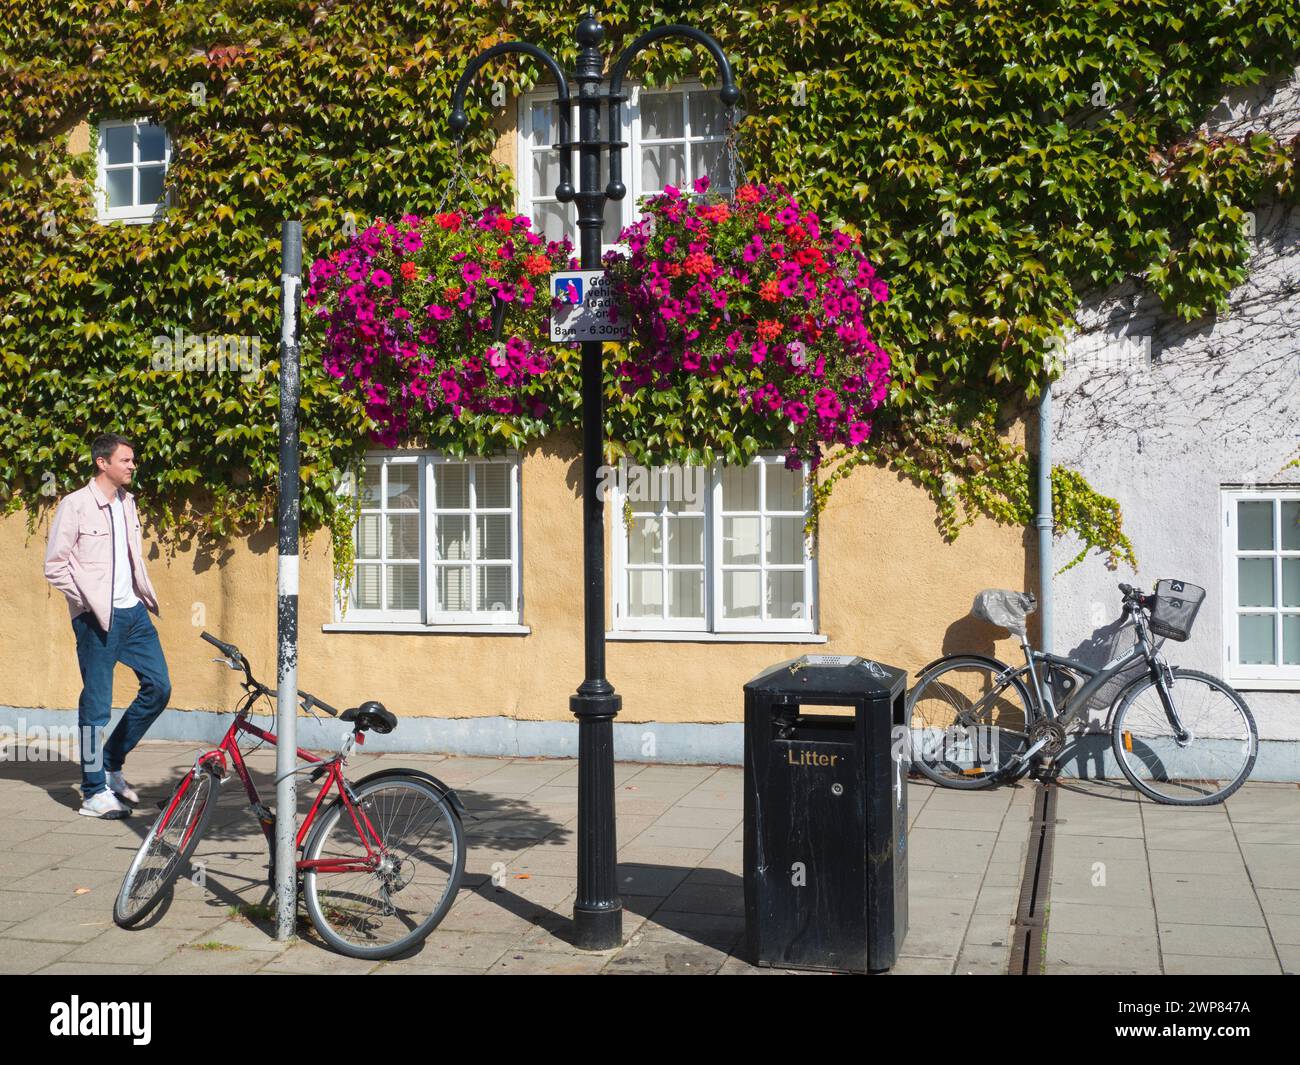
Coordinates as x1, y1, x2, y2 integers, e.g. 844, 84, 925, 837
434, 213, 462, 231
399, 261, 418, 281
493, 214, 514, 233
759, 280, 780, 302
736, 185, 761, 204
756, 319, 784, 341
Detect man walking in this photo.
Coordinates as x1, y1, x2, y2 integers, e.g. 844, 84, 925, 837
44, 433, 170, 818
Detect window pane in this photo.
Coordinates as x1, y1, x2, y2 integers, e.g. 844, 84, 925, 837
532, 149, 559, 194
387, 463, 419, 508
137, 166, 165, 206
765, 463, 803, 511
688, 91, 726, 138
437, 566, 471, 611
529, 100, 558, 146
105, 168, 133, 208
1238, 558, 1274, 608
723, 570, 761, 619
766, 516, 805, 565
353, 565, 380, 609
104, 125, 133, 165
691, 142, 728, 191
723, 516, 760, 565
722, 464, 760, 510
1238, 501, 1273, 550
477, 567, 512, 612
477, 463, 509, 508
668, 570, 704, 619
1284, 615, 1300, 665
356, 514, 380, 559
532, 201, 569, 244
640, 93, 683, 139
1239, 614, 1275, 665
138, 123, 166, 161
628, 570, 663, 617
768, 571, 805, 619
361, 464, 382, 505
1285, 559, 1300, 609
625, 465, 658, 511
436, 515, 470, 561
386, 514, 419, 560
1284, 501, 1300, 551
436, 464, 469, 508
477, 514, 511, 560
629, 516, 662, 564
642, 144, 685, 192
665, 467, 706, 512
386, 565, 419, 610
668, 515, 703, 565
603, 201, 620, 246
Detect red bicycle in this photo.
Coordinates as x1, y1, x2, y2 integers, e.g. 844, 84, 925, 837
112, 631, 466, 960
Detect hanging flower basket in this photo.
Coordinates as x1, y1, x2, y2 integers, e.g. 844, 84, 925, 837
305, 208, 575, 447
604, 177, 892, 471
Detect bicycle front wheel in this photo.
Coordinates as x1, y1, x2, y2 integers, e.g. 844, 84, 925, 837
906, 656, 1033, 788
1111, 668, 1258, 805
302, 774, 465, 960
114, 764, 219, 928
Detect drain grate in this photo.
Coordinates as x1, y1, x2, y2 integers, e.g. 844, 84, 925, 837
1007, 781, 1058, 975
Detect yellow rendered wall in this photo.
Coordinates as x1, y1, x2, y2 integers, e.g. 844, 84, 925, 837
3, 427, 1032, 724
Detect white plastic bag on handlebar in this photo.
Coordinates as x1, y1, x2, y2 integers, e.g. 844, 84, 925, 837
971, 589, 1037, 638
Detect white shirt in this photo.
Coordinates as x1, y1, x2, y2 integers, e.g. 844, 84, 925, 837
109, 496, 141, 610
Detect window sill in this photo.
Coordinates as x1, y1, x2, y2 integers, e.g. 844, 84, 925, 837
97, 211, 165, 226
606, 630, 827, 644
1227, 677, 1300, 692
323, 622, 530, 635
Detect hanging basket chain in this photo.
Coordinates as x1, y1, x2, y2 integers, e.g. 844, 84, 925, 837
723, 103, 747, 197
436, 137, 486, 215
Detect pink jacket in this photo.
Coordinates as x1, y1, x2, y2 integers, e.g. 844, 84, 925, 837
44, 479, 161, 632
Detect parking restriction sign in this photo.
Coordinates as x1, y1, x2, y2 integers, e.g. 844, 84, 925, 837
549, 270, 628, 342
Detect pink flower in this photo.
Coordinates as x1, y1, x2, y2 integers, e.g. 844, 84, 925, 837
785, 401, 809, 425
848, 421, 871, 445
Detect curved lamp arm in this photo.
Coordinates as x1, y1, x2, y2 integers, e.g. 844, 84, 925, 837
605, 26, 740, 202
449, 42, 575, 204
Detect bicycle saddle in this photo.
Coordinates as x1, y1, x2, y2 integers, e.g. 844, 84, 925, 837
341, 701, 398, 734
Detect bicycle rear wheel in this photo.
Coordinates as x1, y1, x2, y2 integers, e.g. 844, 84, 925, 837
302, 773, 465, 960
113, 764, 219, 928
1111, 668, 1258, 805
906, 656, 1033, 788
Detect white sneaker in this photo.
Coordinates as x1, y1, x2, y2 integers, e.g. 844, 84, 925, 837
79, 789, 130, 819
107, 771, 140, 805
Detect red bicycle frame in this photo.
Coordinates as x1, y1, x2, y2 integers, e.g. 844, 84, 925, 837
176, 708, 390, 877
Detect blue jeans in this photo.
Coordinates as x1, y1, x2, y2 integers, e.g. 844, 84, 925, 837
72, 603, 171, 800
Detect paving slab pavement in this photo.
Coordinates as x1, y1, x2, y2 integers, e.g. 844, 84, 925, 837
0, 741, 1295, 974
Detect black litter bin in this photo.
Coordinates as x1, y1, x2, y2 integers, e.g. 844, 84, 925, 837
743, 654, 908, 973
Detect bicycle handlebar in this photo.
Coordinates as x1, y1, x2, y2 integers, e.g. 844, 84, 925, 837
199, 631, 338, 716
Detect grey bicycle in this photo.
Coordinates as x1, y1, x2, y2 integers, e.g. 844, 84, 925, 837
906, 581, 1258, 805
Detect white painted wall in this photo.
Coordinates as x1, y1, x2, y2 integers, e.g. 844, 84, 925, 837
1052, 68, 1300, 755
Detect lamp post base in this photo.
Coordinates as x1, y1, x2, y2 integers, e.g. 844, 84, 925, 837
573, 902, 623, 951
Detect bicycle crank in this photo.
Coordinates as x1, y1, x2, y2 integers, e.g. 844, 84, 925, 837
1027, 719, 1068, 758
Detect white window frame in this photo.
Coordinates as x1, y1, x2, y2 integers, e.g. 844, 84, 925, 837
1221, 487, 1300, 688
96, 118, 171, 224
331, 450, 524, 630
610, 455, 818, 637
517, 79, 736, 254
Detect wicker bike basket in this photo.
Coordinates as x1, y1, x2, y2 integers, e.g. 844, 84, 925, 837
1147, 579, 1206, 641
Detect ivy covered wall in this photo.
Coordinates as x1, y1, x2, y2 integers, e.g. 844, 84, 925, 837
2, 1, 1297, 566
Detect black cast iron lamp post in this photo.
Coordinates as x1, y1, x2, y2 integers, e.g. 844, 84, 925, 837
450, 14, 738, 951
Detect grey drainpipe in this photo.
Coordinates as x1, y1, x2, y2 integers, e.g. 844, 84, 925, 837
1036, 384, 1054, 653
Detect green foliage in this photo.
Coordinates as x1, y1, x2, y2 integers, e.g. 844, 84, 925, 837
2, 1, 1297, 575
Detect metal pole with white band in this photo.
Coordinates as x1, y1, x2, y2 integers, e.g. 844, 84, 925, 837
274, 220, 303, 940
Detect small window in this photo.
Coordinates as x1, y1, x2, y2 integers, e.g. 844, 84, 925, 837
97, 118, 171, 224
342, 452, 522, 626
1222, 488, 1300, 686
612, 456, 816, 635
